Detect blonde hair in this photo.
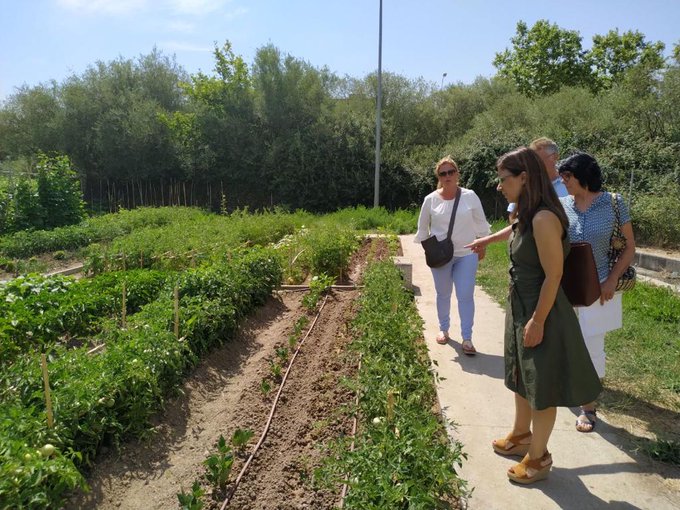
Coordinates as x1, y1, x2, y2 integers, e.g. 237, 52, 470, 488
434, 155, 459, 189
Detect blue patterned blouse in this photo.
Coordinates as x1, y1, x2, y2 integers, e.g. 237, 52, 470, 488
560, 192, 631, 282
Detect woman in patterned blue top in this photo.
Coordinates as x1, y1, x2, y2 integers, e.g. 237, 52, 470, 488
558, 153, 636, 433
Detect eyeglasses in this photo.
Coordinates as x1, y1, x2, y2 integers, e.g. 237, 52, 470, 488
560, 171, 573, 182
438, 169, 458, 177
496, 171, 523, 184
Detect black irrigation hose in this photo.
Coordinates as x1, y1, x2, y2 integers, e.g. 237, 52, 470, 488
220, 294, 331, 509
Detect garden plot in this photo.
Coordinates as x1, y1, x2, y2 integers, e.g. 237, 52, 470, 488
66, 239, 386, 509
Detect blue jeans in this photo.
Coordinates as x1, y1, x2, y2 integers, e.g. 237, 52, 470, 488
430, 253, 479, 340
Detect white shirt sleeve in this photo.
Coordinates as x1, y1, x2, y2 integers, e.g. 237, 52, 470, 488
414, 194, 433, 243
468, 191, 492, 238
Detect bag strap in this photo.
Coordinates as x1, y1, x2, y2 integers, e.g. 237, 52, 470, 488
608, 193, 625, 269
445, 187, 463, 241
611, 193, 623, 234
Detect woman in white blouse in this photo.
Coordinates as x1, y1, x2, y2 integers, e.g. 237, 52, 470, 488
415, 156, 491, 355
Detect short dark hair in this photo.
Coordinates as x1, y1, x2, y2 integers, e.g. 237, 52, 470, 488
558, 152, 603, 192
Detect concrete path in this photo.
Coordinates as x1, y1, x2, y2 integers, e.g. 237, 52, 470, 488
400, 235, 679, 510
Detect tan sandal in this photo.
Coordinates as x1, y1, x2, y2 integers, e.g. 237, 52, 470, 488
507, 451, 552, 484
492, 431, 532, 456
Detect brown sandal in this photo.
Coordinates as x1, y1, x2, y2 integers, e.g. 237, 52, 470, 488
492, 431, 532, 456
461, 340, 476, 355
507, 451, 552, 484
435, 333, 450, 345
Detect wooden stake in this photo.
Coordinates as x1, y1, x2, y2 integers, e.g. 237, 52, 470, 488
40, 354, 54, 428
140, 251, 144, 268
174, 285, 180, 339
386, 390, 395, 423
121, 281, 127, 328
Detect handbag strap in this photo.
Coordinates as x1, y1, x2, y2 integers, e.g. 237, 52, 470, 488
608, 192, 624, 269
611, 192, 623, 237
445, 187, 463, 241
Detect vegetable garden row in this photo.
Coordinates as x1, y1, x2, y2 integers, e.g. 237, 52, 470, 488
0, 206, 465, 509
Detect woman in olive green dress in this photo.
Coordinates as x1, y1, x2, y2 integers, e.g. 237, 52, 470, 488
490, 147, 601, 484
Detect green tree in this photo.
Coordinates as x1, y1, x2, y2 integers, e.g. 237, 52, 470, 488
168, 41, 260, 208
36, 153, 85, 229
589, 29, 665, 90
493, 20, 592, 97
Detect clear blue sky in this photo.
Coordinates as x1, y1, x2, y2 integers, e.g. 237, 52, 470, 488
1, 0, 679, 101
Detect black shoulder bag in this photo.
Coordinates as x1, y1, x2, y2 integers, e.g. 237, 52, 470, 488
421, 188, 462, 268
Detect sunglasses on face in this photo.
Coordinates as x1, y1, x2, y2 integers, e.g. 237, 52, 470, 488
438, 169, 458, 177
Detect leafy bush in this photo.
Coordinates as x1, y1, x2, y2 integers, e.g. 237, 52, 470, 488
0, 269, 170, 362
302, 227, 358, 280
631, 191, 680, 247
0, 206, 207, 259
0, 154, 85, 236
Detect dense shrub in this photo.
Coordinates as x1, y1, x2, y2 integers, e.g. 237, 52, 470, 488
0, 154, 85, 236
631, 192, 680, 247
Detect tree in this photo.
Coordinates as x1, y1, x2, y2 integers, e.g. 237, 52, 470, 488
590, 29, 665, 90
493, 20, 592, 97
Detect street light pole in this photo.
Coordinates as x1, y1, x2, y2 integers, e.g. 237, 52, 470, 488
373, 0, 383, 208
441, 72, 447, 89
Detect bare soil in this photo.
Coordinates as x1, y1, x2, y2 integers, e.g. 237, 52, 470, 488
65, 238, 389, 510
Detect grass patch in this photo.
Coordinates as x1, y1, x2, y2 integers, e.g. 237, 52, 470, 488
475, 220, 510, 304
473, 220, 680, 464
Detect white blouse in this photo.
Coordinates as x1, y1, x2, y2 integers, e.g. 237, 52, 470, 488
414, 188, 491, 258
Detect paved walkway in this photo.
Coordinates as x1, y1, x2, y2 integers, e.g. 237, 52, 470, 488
400, 235, 679, 510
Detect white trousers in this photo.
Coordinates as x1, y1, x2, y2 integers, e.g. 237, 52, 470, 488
574, 293, 623, 379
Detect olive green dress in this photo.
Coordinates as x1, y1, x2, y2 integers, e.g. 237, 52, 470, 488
505, 219, 602, 410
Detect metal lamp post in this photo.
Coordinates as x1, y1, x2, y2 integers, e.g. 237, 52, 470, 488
373, 0, 383, 208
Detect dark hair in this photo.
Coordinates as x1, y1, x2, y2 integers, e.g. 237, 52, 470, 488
497, 147, 569, 234
558, 152, 603, 191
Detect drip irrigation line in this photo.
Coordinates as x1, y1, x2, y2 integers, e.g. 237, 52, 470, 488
220, 293, 331, 510
339, 356, 362, 508
278, 284, 362, 291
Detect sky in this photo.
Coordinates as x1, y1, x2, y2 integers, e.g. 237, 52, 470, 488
1, 0, 679, 101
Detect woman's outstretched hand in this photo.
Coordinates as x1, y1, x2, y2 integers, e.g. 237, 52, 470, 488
465, 236, 490, 255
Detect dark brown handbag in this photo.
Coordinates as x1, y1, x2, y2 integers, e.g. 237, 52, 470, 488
421, 188, 461, 268
561, 241, 601, 307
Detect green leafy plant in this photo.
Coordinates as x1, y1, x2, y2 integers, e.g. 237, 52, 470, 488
204, 435, 234, 491
177, 481, 205, 510
260, 378, 272, 397
317, 261, 468, 506
302, 273, 335, 311
269, 361, 282, 379
275, 346, 289, 364
231, 428, 254, 453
